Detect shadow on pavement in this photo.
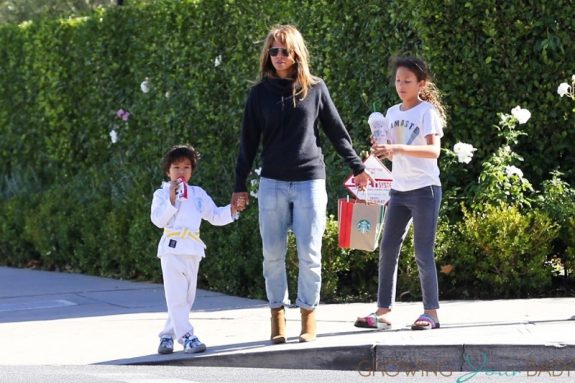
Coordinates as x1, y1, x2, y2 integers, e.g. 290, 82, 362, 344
0, 266, 267, 323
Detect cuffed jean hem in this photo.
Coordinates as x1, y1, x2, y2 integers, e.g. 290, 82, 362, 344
268, 302, 290, 309
295, 301, 317, 310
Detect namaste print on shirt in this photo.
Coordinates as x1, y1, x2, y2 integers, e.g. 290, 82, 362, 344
392, 119, 420, 145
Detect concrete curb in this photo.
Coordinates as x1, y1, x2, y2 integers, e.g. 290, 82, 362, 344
374, 344, 575, 372
135, 345, 374, 370
108, 344, 575, 372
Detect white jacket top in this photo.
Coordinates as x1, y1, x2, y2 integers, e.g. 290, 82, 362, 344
150, 182, 234, 258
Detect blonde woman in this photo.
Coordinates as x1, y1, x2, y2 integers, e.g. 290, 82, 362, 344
232, 25, 371, 344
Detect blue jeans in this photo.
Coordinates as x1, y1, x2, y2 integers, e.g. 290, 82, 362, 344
377, 185, 442, 310
258, 177, 328, 310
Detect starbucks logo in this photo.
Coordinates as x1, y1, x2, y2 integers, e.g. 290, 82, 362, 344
356, 219, 371, 234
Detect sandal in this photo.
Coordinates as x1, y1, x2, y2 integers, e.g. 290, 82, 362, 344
411, 313, 440, 330
354, 313, 392, 330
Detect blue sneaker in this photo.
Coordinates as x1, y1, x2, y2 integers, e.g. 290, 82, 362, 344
183, 334, 206, 354
158, 337, 173, 354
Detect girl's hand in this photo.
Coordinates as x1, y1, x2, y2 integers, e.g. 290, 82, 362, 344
372, 144, 400, 160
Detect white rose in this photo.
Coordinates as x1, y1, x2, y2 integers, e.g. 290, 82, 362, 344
140, 78, 150, 93
453, 142, 477, 164
505, 165, 523, 178
511, 106, 531, 124
109, 129, 118, 144
557, 82, 571, 97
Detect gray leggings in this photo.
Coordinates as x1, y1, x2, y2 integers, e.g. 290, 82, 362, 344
377, 185, 442, 310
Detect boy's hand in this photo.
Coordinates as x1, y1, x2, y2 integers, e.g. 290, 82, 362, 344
231, 192, 249, 212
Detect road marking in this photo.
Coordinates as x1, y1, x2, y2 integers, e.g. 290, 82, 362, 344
0, 299, 77, 312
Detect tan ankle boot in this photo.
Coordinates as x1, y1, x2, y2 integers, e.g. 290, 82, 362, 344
299, 308, 316, 342
270, 307, 286, 344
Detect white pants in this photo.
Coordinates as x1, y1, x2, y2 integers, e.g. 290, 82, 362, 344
158, 254, 201, 343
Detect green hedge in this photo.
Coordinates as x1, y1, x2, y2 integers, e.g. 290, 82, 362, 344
400, 0, 575, 185
1, 0, 574, 301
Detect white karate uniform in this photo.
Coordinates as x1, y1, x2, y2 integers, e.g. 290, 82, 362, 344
150, 182, 234, 342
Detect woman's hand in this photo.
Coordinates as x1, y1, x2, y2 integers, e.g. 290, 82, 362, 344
353, 171, 374, 191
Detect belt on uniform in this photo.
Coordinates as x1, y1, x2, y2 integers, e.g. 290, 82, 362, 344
164, 228, 207, 249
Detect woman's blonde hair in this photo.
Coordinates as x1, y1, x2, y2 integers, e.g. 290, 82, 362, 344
258, 25, 318, 101
391, 56, 447, 126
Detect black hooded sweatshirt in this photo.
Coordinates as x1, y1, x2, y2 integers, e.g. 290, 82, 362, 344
234, 77, 365, 192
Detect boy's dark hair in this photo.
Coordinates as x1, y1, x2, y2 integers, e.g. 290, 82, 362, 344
162, 144, 200, 174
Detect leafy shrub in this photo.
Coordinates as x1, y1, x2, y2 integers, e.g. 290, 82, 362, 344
537, 172, 575, 278
0, 167, 43, 267
0, 194, 40, 267
446, 204, 558, 298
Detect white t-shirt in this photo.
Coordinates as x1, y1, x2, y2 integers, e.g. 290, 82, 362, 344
385, 101, 444, 191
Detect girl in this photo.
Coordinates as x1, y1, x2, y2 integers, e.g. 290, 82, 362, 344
356, 56, 446, 331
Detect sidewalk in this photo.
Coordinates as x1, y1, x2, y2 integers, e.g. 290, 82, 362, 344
0, 266, 574, 372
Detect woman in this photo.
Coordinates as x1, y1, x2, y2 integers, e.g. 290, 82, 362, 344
232, 25, 371, 344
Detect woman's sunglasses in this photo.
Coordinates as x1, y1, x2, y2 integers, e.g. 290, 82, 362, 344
268, 47, 291, 57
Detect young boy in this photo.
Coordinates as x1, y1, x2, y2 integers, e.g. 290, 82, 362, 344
151, 144, 238, 354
